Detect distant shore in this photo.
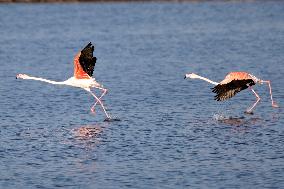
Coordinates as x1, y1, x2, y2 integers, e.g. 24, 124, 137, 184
0, 0, 256, 3
0, 0, 204, 2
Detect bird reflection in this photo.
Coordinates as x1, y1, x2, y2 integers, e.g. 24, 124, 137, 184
72, 125, 103, 139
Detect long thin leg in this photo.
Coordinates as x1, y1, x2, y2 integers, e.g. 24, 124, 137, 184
260, 80, 279, 108
90, 87, 108, 115
246, 87, 260, 114
89, 80, 108, 113
85, 88, 111, 119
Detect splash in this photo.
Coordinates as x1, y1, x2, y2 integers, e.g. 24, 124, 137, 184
104, 117, 121, 122
213, 113, 227, 121
212, 112, 263, 127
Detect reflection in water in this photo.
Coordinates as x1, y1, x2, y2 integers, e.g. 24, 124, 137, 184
2, 2, 283, 188
66, 124, 106, 150
72, 125, 103, 139
69, 125, 104, 176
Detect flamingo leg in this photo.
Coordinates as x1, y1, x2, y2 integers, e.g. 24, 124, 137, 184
85, 88, 111, 119
246, 87, 260, 114
90, 87, 108, 115
260, 80, 279, 108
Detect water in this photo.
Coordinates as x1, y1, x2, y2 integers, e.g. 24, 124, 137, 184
1, 1, 284, 188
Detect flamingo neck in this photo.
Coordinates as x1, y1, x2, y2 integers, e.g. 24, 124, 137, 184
197, 75, 219, 85
25, 76, 65, 85
199, 76, 219, 85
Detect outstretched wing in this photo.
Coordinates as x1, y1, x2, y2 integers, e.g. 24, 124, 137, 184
212, 79, 255, 101
79, 42, 97, 77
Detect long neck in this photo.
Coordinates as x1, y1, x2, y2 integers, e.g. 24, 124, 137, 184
196, 75, 219, 85
186, 73, 219, 85
26, 76, 66, 85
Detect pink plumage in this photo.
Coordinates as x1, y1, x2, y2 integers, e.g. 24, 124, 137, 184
185, 72, 278, 114
16, 42, 112, 120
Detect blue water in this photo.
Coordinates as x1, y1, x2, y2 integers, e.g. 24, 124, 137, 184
1, 1, 284, 188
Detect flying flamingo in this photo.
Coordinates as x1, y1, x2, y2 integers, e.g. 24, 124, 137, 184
16, 42, 112, 121
184, 72, 279, 114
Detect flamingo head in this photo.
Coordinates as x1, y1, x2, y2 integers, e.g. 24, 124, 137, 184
16, 74, 30, 80
184, 73, 199, 79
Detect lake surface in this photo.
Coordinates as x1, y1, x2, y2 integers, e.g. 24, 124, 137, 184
0, 1, 284, 188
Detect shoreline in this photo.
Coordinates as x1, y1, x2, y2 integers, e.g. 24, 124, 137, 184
0, 0, 263, 3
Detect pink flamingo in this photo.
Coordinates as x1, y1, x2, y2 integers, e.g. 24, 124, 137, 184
16, 42, 111, 120
185, 72, 279, 114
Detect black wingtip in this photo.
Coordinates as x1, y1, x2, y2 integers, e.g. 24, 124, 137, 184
83, 42, 92, 49
88, 42, 95, 51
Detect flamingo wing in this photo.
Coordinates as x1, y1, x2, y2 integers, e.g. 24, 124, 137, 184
79, 42, 97, 77
73, 42, 97, 79
212, 79, 255, 101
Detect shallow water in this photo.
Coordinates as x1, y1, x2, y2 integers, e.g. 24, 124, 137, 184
0, 1, 284, 188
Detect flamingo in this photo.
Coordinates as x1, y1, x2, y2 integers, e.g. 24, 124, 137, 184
184, 72, 279, 114
16, 42, 112, 121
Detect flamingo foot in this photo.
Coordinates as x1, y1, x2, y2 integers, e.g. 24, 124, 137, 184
272, 102, 279, 108
90, 107, 96, 115
244, 110, 254, 115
